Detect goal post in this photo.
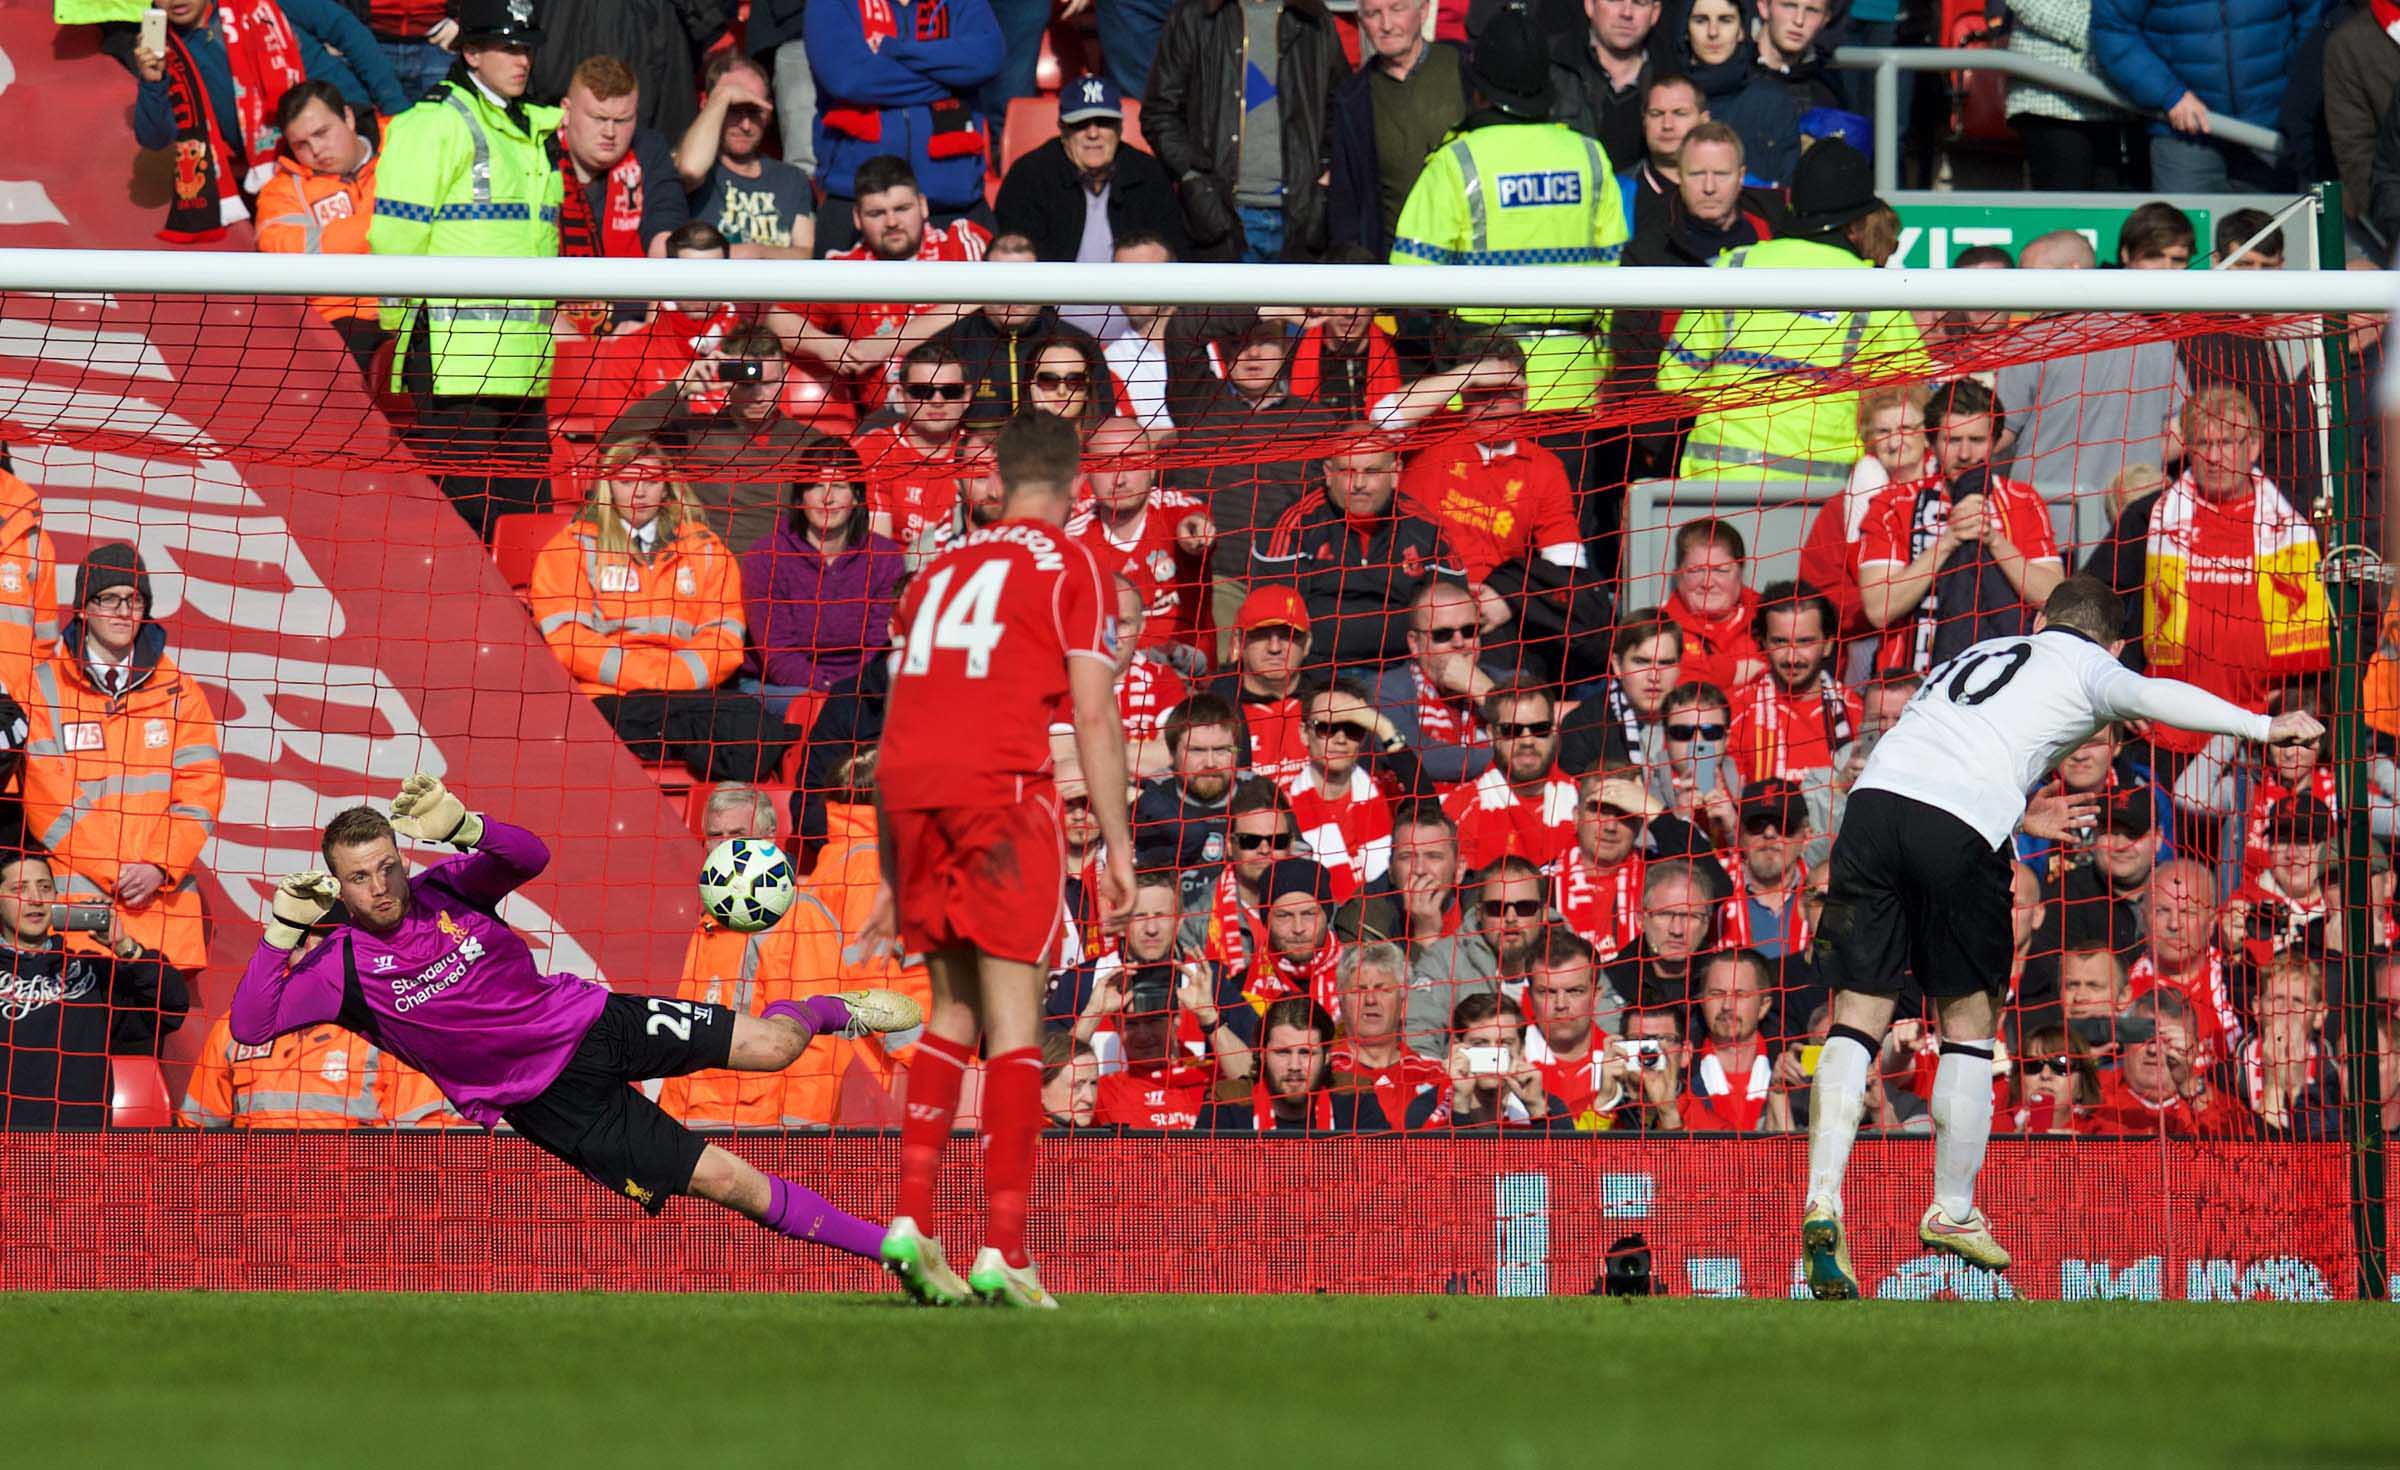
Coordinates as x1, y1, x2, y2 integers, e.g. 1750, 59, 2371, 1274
0, 244, 2389, 1300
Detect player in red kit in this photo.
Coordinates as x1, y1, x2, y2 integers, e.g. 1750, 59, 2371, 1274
864, 411, 1136, 1310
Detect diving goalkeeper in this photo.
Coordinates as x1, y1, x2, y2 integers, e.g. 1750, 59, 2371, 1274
230, 774, 917, 1259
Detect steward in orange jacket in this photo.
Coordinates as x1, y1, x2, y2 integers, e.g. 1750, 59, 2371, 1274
0, 469, 58, 701
22, 546, 222, 973
528, 479, 746, 698
178, 1011, 465, 1128
252, 81, 379, 336
659, 886, 861, 1128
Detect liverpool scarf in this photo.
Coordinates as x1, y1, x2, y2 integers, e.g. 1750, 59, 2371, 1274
159, 0, 303, 242
554, 139, 648, 258
2143, 470, 2330, 678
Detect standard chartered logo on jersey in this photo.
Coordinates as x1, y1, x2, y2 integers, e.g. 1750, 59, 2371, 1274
390, 911, 486, 1013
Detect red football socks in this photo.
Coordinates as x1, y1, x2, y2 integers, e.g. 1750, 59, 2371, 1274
895, 1031, 972, 1231
980, 1046, 1043, 1270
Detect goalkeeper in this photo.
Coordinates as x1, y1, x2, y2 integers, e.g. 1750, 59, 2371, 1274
229, 774, 917, 1259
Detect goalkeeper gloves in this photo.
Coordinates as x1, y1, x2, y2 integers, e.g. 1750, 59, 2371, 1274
264, 870, 339, 950
391, 772, 484, 848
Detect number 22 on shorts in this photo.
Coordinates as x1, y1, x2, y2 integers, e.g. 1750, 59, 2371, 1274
901, 562, 1011, 679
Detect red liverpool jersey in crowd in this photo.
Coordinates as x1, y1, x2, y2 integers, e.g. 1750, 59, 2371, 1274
855, 426, 963, 550
1443, 768, 1579, 870
1066, 489, 1209, 656
1551, 847, 1645, 960
1116, 656, 1188, 752
880, 518, 1114, 811
1095, 1059, 1212, 1129
796, 220, 992, 409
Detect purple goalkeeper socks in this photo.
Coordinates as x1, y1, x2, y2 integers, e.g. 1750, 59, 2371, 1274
763, 1174, 886, 1259
761, 995, 853, 1040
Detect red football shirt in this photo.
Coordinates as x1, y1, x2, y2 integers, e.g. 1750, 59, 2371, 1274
1095, 1061, 1211, 1130
880, 518, 1114, 811
1398, 437, 1581, 583
1856, 473, 2060, 672
1065, 490, 1208, 655
855, 425, 963, 551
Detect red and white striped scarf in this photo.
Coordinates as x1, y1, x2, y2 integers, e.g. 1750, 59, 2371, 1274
1202, 872, 1262, 972
1733, 671, 1854, 780
1551, 846, 1645, 960
2241, 764, 2338, 879
1719, 861, 1812, 953
1250, 1081, 1335, 1131
1410, 664, 1487, 753
1283, 765, 1394, 901
2130, 945, 2242, 1062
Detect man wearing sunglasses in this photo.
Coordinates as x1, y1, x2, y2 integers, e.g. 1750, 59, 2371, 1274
1403, 856, 1545, 1058
1284, 680, 1420, 901
1372, 582, 1500, 787
1254, 440, 1468, 670
852, 342, 974, 549
1443, 678, 1579, 871
928, 233, 1107, 415
1553, 767, 1662, 961
1184, 779, 1299, 973
1653, 680, 1742, 849
1718, 778, 1813, 962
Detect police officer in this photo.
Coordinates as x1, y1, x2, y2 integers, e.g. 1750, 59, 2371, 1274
1658, 141, 1933, 494
1389, 3, 1626, 417
369, 0, 565, 541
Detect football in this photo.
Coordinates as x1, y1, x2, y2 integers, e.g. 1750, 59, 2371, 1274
698, 838, 796, 932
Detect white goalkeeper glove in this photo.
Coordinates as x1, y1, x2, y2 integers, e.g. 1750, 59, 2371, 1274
391, 771, 484, 848
264, 870, 339, 950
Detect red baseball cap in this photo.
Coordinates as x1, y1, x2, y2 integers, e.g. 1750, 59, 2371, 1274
1236, 585, 1310, 635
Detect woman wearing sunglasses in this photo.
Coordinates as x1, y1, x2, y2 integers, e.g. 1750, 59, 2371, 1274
1019, 331, 1119, 434
2000, 1021, 2099, 1134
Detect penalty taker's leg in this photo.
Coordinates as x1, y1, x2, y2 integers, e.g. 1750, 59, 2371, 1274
972, 954, 1048, 1296
1801, 988, 1894, 1301
885, 948, 982, 1305
1920, 988, 2010, 1273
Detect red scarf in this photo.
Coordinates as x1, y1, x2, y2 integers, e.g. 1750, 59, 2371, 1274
2130, 946, 2239, 1063
1246, 936, 1344, 1020
556, 143, 648, 259
859, 0, 899, 49
1202, 873, 1263, 973
1732, 671, 1856, 782
1552, 846, 1644, 960
1665, 588, 1759, 690
1410, 665, 1487, 753
1720, 861, 1812, 953
1331, 1044, 1447, 1129
1251, 1081, 1334, 1131
1286, 323, 1401, 408
1283, 765, 1394, 902
2241, 765, 2338, 879
158, 0, 303, 242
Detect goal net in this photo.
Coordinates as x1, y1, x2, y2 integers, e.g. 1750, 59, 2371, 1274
0, 251, 2387, 1301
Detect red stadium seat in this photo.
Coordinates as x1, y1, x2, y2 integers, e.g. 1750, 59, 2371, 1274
1943, 0, 2013, 146
109, 1057, 171, 1128
491, 510, 573, 592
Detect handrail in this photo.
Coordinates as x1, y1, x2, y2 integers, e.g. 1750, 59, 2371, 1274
1832, 45, 2284, 195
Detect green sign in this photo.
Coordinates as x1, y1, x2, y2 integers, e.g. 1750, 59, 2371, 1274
1888, 191, 2313, 269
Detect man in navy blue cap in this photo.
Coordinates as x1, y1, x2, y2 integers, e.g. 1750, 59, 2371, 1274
995, 73, 1187, 265
1245, 856, 1344, 1017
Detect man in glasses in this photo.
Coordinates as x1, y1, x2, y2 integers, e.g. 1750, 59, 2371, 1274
1443, 678, 1578, 871
1654, 680, 1742, 849
1558, 612, 1685, 776
1068, 418, 1213, 673
1244, 858, 1346, 1019
994, 73, 1187, 270
1553, 767, 1664, 961
1286, 679, 1432, 901
1254, 438, 1467, 671
1132, 692, 1245, 914
1372, 583, 1503, 788
1728, 581, 1859, 831
1184, 779, 1297, 974
1404, 856, 1546, 1057
1718, 779, 1813, 962
20, 545, 223, 982
1206, 586, 1313, 781
906, 406, 1012, 570
1601, 858, 1720, 1022
853, 343, 974, 551
610, 315, 807, 557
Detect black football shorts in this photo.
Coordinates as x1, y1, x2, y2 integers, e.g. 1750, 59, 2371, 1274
1812, 788, 2014, 1003
501, 993, 737, 1216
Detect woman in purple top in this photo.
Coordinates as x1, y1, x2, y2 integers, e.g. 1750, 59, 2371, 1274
230, 772, 921, 1262
739, 437, 907, 717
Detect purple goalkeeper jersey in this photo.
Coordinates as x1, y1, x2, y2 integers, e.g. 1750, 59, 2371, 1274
228, 819, 608, 1126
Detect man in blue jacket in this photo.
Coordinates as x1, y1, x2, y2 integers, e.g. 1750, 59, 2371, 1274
2092, 0, 2321, 190
806, 0, 1002, 254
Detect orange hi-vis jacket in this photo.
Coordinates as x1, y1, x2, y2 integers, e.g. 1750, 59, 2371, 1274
814, 801, 931, 1024
529, 515, 746, 697
177, 1013, 461, 1128
253, 146, 378, 321
23, 626, 223, 971
659, 888, 866, 1128
0, 471, 57, 700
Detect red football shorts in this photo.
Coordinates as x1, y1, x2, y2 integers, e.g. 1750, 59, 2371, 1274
888, 794, 1067, 967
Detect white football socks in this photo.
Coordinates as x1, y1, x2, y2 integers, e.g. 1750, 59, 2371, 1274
1804, 1030, 1875, 1217
1930, 1041, 1998, 1224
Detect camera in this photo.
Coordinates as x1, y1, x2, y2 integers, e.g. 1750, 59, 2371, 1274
50, 903, 112, 932
1461, 1045, 1511, 1076
1611, 1039, 1665, 1070
714, 359, 766, 383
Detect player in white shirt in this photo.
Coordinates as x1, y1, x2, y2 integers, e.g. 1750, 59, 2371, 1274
1799, 576, 2324, 1298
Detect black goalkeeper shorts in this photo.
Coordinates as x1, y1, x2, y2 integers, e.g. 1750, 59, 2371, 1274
1812, 788, 2014, 1003
502, 993, 737, 1216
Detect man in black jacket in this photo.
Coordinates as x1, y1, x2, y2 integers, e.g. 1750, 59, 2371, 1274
1145, 0, 1350, 262
996, 74, 1188, 262
0, 850, 186, 1130
1549, 0, 1664, 171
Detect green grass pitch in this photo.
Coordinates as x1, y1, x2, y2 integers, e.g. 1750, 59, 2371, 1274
4, 1293, 2396, 1468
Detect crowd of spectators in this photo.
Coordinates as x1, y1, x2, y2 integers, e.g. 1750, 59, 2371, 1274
14, 0, 2400, 1139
